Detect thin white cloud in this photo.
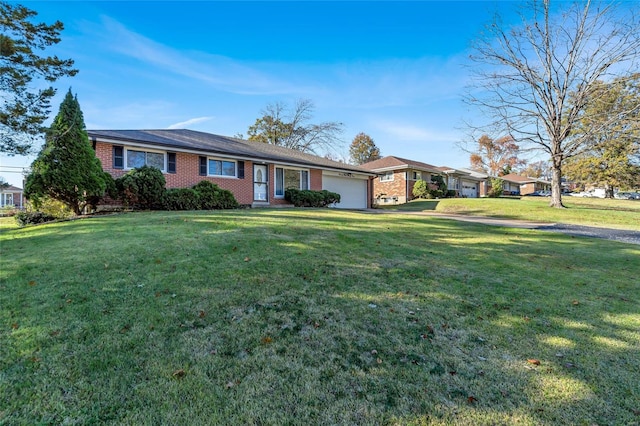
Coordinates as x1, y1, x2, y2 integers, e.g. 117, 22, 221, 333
167, 116, 214, 129
91, 16, 309, 96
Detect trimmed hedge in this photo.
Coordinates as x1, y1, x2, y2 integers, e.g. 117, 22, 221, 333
193, 181, 238, 210
116, 166, 166, 210
162, 188, 201, 211
285, 188, 340, 207
15, 211, 57, 227
160, 181, 239, 211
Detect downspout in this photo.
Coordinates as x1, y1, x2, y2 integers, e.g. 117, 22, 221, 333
406, 171, 409, 203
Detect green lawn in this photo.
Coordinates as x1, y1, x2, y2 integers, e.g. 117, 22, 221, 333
1, 209, 639, 425
379, 197, 640, 231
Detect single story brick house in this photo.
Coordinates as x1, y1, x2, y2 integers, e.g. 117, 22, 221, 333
500, 173, 551, 195
88, 129, 375, 209
436, 166, 487, 198
360, 156, 445, 205
0, 184, 24, 209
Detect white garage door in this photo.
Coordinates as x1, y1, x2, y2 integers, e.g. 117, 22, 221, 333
322, 175, 368, 209
461, 182, 478, 198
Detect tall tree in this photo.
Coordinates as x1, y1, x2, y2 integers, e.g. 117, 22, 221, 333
0, 2, 77, 155
466, 0, 640, 207
25, 90, 107, 215
349, 132, 381, 165
247, 99, 344, 155
469, 134, 524, 176
564, 75, 640, 197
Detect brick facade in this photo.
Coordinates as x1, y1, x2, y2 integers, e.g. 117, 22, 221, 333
371, 169, 438, 205
96, 141, 330, 207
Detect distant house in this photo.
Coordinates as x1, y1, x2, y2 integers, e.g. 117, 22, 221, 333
0, 184, 24, 209
436, 167, 487, 198
88, 129, 375, 209
500, 173, 551, 195
360, 156, 445, 205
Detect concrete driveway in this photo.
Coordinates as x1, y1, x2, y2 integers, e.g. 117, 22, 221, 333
366, 210, 640, 245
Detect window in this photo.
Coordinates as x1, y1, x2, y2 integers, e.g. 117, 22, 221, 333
208, 159, 236, 177
2, 193, 13, 207
412, 171, 421, 180
380, 171, 394, 182
126, 149, 165, 171
275, 167, 309, 197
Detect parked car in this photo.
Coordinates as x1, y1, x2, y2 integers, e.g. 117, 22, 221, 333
614, 191, 640, 200
571, 191, 592, 197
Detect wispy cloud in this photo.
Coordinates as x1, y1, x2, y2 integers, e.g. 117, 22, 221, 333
167, 117, 214, 129
91, 16, 310, 96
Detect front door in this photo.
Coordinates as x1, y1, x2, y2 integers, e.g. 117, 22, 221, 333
253, 164, 268, 201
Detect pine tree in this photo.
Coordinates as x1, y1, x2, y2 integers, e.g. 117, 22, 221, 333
25, 89, 107, 215
1, 2, 77, 154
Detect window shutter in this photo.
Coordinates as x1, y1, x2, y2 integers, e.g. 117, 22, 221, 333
199, 156, 207, 176
113, 146, 124, 169
237, 161, 244, 179
167, 152, 176, 174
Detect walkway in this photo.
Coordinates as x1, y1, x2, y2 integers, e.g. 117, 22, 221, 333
366, 210, 640, 245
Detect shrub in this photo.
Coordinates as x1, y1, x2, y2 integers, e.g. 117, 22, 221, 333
162, 188, 201, 211
193, 181, 238, 209
15, 211, 57, 227
446, 190, 457, 198
429, 175, 447, 198
412, 180, 429, 199
116, 166, 166, 209
35, 197, 74, 219
488, 178, 504, 198
285, 189, 340, 207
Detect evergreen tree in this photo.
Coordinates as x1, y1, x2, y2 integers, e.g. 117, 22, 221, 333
25, 89, 107, 215
1, 2, 77, 154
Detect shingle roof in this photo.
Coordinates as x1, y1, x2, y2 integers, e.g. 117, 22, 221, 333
0, 185, 22, 191
360, 156, 441, 173
500, 173, 536, 183
87, 129, 373, 175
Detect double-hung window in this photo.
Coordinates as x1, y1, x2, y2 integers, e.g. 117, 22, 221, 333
380, 171, 394, 182
274, 167, 309, 197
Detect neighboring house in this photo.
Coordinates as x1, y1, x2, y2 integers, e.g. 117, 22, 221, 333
0, 184, 24, 209
437, 167, 487, 198
458, 168, 491, 197
88, 129, 374, 209
500, 173, 551, 195
360, 156, 444, 205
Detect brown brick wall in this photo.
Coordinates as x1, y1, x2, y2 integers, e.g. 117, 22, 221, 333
97, 141, 330, 206
372, 170, 408, 204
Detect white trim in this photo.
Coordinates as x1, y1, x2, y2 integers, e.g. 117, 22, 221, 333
274, 166, 310, 198
380, 171, 394, 182
205, 156, 237, 178
124, 147, 167, 172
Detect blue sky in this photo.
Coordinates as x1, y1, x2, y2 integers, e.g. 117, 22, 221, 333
2, 0, 526, 187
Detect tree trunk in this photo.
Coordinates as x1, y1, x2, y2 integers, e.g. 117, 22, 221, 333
549, 156, 565, 208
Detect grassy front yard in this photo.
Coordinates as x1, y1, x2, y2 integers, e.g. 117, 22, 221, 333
1, 209, 639, 424
380, 197, 640, 231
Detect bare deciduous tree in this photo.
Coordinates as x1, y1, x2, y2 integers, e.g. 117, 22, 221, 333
247, 99, 344, 155
465, 0, 640, 207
